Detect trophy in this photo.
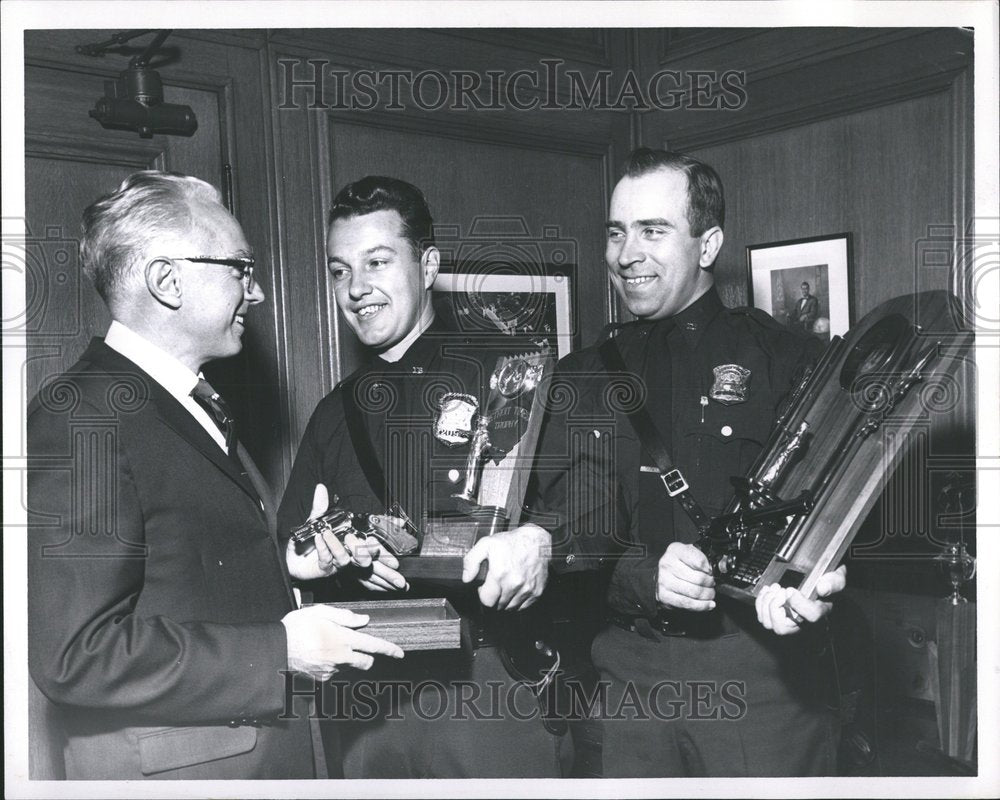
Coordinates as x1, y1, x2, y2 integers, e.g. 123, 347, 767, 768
397, 348, 553, 581
930, 477, 976, 764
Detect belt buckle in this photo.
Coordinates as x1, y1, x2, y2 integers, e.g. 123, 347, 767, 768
660, 468, 689, 497
655, 614, 688, 636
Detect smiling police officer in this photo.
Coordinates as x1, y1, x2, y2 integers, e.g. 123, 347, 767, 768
516, 148, 848, 776
277, 176, 569, 778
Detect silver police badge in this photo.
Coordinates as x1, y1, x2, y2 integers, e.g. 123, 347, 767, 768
710, 364, 751, 404
434, 393, 478, 445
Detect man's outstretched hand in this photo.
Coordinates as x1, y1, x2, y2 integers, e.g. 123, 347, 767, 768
282, 604, 403, 680
285, 484, 377, 581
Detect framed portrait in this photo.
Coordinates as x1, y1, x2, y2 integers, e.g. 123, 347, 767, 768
746, 233, 854, 342
432, 263, 575, 359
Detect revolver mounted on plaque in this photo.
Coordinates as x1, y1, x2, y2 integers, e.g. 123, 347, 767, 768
693, 291, 973, 603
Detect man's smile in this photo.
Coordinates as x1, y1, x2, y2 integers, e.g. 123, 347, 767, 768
621, 275, 656, 286
356, 303, 387, 319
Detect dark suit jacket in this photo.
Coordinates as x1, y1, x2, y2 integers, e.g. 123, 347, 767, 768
27, 340, 316, 779
790, 294, 820, 330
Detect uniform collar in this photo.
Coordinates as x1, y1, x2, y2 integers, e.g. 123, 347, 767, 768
669, 286, 724, 348
364, 315, 450, 375
620, 286, 725, 347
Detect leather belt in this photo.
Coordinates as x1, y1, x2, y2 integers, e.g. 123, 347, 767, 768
606, 608, 735, 640
607, 610, 684, 639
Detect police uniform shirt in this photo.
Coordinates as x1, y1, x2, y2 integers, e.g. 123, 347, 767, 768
277, 319, 541, 601
526, 287, 822, 618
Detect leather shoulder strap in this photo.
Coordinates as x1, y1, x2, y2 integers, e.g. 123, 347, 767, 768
597, 336, 712, 533
340, 375, 390, 509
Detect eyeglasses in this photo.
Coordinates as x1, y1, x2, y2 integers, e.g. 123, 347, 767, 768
170, 256, 257, 293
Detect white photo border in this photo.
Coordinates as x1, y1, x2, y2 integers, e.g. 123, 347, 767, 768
746, 233, 854, 337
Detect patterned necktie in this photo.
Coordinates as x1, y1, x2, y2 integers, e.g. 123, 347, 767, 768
191, 377, 237, 453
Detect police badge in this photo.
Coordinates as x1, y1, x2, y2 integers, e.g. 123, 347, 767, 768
711, 363, 751, 404
434, 393, 478, 445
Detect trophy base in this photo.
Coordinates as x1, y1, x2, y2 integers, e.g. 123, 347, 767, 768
397, 554, 467, 582
395, 509, 499, 584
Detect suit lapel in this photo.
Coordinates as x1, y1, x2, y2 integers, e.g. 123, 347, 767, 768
237, 441, 276, 533
85, 338, 297, 610
85, 340, 262, 506
154, 392, 263, 503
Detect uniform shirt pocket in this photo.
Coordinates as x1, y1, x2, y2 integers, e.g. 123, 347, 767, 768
680, 401, 773, 513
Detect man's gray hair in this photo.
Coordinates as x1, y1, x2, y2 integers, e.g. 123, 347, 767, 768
80, 170, 221, 302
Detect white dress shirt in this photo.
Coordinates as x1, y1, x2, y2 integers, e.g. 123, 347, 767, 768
104, 320, 229, 453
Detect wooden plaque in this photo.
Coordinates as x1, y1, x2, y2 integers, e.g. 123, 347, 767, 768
713, 291, 973, 602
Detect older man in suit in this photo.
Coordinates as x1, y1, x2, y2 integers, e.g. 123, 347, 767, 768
27, 171, 402, 780
789, 281, 820, 334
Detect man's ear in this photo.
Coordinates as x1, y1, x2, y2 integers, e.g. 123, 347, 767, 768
144, 257, 183, 309
421, 246, 440, 289
699, 227, 724, 270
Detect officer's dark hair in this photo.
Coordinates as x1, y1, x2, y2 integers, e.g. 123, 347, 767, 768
328, 176, 435, 255
621, 148, 725, 236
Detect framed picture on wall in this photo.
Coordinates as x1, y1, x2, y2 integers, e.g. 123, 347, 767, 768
746, 233, 854, 342
432, 263, 574, 359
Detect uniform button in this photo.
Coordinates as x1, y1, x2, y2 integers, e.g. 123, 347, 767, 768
721, 425, 733, 437
447, 468, 461, 483
565, 553, 576, 565
592, 430, 602, 439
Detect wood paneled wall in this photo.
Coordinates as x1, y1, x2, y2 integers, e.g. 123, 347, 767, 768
267, 29, 634, 479
22, 27, 974, 494
634, 27, 973, 316
691, 89, 966, 314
